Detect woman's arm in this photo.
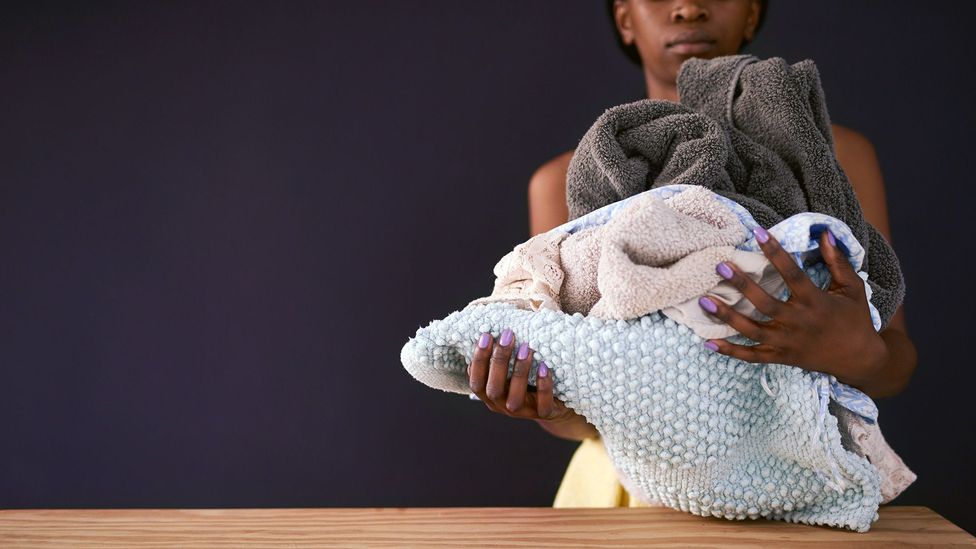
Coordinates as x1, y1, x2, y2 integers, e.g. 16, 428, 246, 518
831, 125, 917, 397
528, 151, 574, 236
527, 151, 602, 441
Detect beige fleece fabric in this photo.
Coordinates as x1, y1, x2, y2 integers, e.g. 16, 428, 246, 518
585, 186, 747, 319
470, 185, 785, 340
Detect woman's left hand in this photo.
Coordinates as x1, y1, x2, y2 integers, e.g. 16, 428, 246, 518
697, 226, 889, 388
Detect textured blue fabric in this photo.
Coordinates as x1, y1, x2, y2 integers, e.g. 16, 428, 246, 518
402, 301, 882, 531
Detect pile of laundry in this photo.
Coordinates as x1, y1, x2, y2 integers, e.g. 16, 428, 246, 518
400, 54, 914, 532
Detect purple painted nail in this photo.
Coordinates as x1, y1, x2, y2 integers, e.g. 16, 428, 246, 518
698, 296, 718, 314
538, 362, 549, 378
716, 262, 734, 280
478, 333, 491, 349
517, 342, 529, 361
499, 328, 514, 347
703, 341, 719, 352
826, 229, 836, 247
753, 226, 770, 244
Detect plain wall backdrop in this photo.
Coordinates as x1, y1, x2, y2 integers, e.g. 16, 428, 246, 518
2, 0, 974, 534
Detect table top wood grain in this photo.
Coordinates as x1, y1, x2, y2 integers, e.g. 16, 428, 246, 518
1, 506, 973, 548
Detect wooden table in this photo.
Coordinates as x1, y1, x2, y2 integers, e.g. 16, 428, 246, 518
1, 506, 973, 548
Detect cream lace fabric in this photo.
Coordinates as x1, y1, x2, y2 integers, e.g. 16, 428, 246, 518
830, 402, 917, 504
468, 230, 568, 312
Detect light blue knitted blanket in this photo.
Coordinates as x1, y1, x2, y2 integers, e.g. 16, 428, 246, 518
401, 187, 885, 532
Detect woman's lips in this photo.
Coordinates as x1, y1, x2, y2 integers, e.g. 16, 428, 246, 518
668, 41, 715, 55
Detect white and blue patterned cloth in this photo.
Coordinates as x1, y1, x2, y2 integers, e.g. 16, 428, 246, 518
556, 184, 879, 424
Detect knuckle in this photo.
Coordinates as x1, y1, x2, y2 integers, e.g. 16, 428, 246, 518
511, 362, 529, 378
485, 383, 504, 401
739, 350, 761, 364
725, 346, 748, 362
488, 352, 510, 369
490, 343, 511, 359
771, 348, 790, 366
784, 266, 807, 286
805, 303, 828, 324
471, 349, 490, 367
468, 376, 485, 393
766, 298, 785, 316
729, 273, 748, 292
713, 306, 731, 322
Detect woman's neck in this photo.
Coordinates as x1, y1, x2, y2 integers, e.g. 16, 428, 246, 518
644, 69, 679, 102
646, 79, 679, 102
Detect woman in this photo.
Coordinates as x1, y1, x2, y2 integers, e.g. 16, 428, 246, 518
466, 0, 918, 507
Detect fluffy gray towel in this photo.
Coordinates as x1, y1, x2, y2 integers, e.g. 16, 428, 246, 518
566, 54, 905, 328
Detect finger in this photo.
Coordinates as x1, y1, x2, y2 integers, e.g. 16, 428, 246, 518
819, 229, 863, 298
703, 338, 780, 365
469, 332, 493, 395
715, 260, 784, 319
485, 328, 515, 407
698, 294, 777, 345
535, 362, 555, 419
508, 392, 539, 419
505, 341, 533, 413
752, 226, 818, 304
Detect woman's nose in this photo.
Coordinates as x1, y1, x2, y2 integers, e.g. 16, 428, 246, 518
671, 1, 709, 23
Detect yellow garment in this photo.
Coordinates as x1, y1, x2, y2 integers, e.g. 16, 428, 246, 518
552, 436, 656, 508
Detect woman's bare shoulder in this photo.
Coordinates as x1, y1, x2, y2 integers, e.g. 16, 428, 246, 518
829, 123, 893, 238
527, 150, 575, 235
831, 123, 876, 160
530, 150, 575, 187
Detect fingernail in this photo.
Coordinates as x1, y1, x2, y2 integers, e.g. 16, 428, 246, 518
716, 262, 734, 280
703, 341, 719, 352
499, 328, 513, 347
698, 296, 718, 314
826, 229, 836, 247
517, 342, 529, 360
478, 333, 491, 349
538, 361, 549, 378
753, 226, 770, 244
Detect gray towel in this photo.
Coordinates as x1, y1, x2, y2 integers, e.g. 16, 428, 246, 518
566, 54, 904, 328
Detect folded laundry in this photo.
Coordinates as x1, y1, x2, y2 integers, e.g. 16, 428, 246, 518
402, 187, 909, 531
402, 55, 913, 532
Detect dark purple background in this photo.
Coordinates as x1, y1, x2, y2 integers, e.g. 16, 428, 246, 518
2, 0, 974, 534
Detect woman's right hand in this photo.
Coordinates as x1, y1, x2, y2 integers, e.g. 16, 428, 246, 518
468, 328, 598, 440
